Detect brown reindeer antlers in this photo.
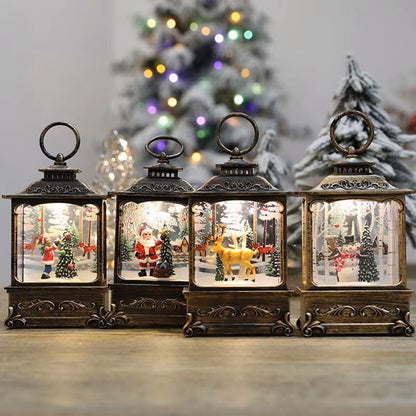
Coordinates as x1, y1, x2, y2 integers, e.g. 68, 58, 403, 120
211, 224, 227, 241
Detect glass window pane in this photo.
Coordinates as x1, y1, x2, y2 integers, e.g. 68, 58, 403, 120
193, 200, 283, 287
119, 201, 189, 281
311, 199, 400, 286
15, 203, 99, 283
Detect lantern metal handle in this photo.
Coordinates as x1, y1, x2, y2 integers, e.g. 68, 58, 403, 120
215, 112, 259, 157
329, 110, 374, 156
145, 136, 184, 161
39, 121, 80, 163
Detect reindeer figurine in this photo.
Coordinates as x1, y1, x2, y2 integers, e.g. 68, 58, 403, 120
194, 235, 211, 259
210, 225, 258, 282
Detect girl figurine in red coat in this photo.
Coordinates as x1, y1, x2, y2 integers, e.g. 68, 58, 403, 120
134, 227, 162, 277
40, 235, 59, 279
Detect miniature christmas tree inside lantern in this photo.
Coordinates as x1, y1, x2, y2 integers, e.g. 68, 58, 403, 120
296, 110, 414, 337
183, 112, 293, 337
110, 136, 194, 327
3, 122, 108, 329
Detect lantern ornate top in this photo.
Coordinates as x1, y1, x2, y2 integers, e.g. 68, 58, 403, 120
329, 110, 374, 158
198, 112, 276, 192
3, 122, 100, 197
311, 110, 401, 193
215, 112, 259, 158
40, 121, 81, 164
122, 136, 194, 194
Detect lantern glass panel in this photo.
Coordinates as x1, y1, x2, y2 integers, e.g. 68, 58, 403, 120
311, 199, 400, 286
192, 199, 283, 287
119, 201, 189, 281
15, 202, 99, 283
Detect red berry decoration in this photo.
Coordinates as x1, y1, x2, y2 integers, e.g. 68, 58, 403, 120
65, 233, 71, 239
68, 263, 73, 270
334, 224, 340, 228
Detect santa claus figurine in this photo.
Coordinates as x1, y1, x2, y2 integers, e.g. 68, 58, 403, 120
134, 227, 162, 277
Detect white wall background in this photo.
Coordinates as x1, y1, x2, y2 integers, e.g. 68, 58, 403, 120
0, 0, 415, 285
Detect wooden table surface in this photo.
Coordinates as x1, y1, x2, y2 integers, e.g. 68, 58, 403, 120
1, 279, 415, 416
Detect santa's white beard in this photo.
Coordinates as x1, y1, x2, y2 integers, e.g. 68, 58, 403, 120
139, 237, 157, 249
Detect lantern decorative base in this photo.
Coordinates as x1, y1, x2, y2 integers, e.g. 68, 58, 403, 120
296, 288, 414, 337
183, 289, 294, 337
4, 286, 109, 329
109, 283, 187, 328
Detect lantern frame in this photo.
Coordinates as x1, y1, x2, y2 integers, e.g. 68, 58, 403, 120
296, 111, 414, 336
3, 122, 108, 329
110, 136, 194, 328
183, 112, 294, 337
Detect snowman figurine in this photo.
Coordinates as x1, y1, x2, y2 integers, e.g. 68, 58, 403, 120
337, 235, 360, 283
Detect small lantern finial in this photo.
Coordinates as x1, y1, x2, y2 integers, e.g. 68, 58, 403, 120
329, 110, 374, 158
215, 112, 259, 159
39, 121, 81, 165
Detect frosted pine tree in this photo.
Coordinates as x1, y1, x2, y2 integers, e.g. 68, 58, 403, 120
121, 234, 133, 262
288, 55, 416, 260
265, 246, 281, 278
215, 253, 224, 281
55, 229, 77, 279
113, 0, 283, 182
357, 223, 379, 282
253, 129, 289, 189
154, 228, 174, 277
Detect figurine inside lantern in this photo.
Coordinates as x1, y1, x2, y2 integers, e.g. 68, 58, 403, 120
183, 112, 292, 337
15, 203, 99, 283
313, 198, 400, 286
296, 110, 414, 337
119, 200, 189, 280
192, 200, 283, 286
114, 136, 192, 284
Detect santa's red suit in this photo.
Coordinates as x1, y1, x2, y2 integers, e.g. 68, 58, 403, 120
134, 227, 161, 276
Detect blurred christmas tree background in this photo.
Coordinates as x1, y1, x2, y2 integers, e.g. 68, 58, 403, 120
111, 0, 286, 184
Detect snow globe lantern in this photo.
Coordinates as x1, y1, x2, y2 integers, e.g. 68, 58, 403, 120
3, 122, 108, 328
110, 136, 194, 327
183, 112, 293, 337
296, 110, 414, 337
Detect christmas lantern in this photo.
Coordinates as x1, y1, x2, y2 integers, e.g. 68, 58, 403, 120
183, 112, 293, 337
3, 122, 108, 328
110, 136, 194, 327
296, 110, 414, 336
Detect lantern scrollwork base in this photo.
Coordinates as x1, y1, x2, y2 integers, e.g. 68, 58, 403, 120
86, 304, 129, 329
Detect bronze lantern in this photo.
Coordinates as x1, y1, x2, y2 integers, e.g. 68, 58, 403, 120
183, 112, 294, 337
3, 122, 108, 328
296, 110, 414, 336
110, 136, 194, 327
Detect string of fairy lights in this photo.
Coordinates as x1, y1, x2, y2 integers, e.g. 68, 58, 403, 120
138, 9, 265, 165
